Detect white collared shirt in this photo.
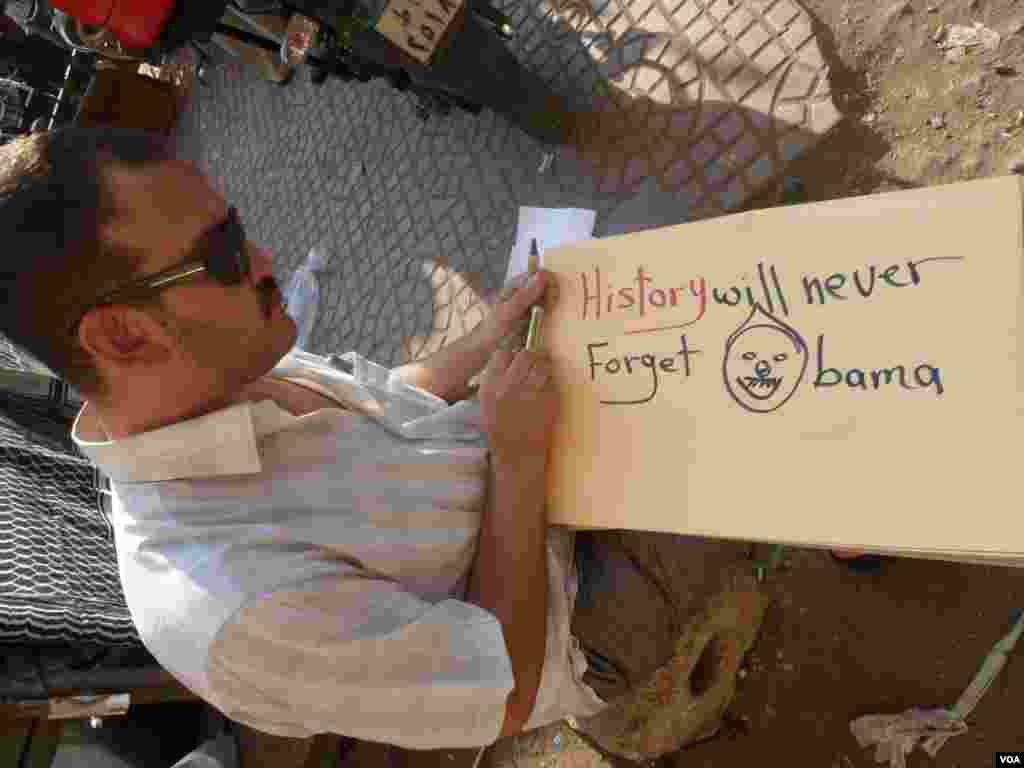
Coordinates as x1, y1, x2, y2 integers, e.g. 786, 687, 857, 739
71, 348, 606, 748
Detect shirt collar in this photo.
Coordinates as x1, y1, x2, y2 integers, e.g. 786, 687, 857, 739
71, 347, 480, 484
71, 347, 341, 484
71, 396, 295, 484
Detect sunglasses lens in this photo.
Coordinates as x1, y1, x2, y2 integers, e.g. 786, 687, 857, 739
209, 209, 247, 284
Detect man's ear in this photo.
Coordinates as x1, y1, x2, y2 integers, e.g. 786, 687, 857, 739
78, 304, 172, 363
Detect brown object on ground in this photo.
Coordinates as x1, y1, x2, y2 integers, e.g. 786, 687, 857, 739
74, 62, 179, 135
571, 589, 767, 761
570, 532, 757, 705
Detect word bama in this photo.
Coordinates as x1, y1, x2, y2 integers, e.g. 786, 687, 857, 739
579, 267, 707, 323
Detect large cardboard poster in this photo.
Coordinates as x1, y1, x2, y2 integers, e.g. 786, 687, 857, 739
541, 176, 1024, 559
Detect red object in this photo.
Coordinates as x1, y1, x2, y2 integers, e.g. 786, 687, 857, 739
48, 0, 177, 49
0, 14, 19, 36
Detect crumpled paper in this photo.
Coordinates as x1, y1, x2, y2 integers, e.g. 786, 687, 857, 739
850, 709, 966, 768
850, 609, 1024, 768
939, 22, 1001, 50
937, 22, 1001, 61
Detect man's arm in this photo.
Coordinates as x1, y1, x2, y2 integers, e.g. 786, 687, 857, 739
466, 454, 548, 738
392, 324, 493, 404
392, 271, 554, 403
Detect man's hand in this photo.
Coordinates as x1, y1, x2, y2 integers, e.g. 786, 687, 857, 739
390, 270, 558, 403
478, 347, 557, 464
478, 270, 559, 351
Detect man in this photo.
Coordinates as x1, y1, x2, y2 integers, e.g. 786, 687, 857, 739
0, 124, 602, 745
0, 126, 751, 760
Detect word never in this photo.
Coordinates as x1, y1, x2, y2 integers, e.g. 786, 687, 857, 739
814, 334, 943, 395
801, 256, 964, 306
586, 335, 702, 405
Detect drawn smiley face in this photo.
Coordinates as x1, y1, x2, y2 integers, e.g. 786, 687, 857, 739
723, 305, 808, 413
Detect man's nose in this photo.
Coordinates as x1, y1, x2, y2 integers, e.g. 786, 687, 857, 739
247, 245, 276, 289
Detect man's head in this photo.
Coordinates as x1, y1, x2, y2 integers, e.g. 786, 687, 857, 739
0, 127, 296, 438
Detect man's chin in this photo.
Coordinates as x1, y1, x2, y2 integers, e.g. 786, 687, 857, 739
284, 315, 299, 351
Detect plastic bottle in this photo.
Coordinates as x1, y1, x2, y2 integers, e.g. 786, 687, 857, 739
282, 245, 329, 352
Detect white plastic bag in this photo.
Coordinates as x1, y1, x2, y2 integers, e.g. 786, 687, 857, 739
283, 245, 329, 352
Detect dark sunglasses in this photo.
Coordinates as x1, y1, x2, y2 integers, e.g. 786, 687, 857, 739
68, 207, 249, 337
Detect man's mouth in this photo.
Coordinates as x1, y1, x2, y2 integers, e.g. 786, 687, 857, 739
737, 375, 783, 400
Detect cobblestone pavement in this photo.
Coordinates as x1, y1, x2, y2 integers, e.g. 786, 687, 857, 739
170, 0, 839, 368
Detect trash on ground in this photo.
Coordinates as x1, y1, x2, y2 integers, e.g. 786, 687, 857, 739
849, 609, 1024, 768
921, 609, 1024, 755
851, 710, 966, 768
938, 22, 1001, 52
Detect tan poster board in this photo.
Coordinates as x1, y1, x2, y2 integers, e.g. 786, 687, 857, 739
541, 175, 1024, 560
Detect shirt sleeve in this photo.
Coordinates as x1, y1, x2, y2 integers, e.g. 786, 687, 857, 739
205, 573, 515, 749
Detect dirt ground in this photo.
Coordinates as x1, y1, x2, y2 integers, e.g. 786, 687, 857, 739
671, 550, 1024, 767
748, 0, 1024, 206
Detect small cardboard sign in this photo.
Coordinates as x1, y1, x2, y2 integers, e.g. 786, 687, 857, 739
375, 0, 465, 63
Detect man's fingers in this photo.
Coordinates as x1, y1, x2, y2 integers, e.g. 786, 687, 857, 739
483, 348, 553, 398
524, 358, 551, 391
493, 272, 529, 304
497, 270, 557, 307
503, 349, 538, 390
484, 346, 515, 381
539, 271, 559, 306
